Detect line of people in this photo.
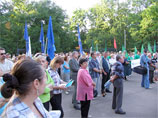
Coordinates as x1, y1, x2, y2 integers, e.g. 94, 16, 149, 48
0, 47, 158, 118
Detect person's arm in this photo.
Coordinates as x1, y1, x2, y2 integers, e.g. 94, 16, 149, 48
64, 65, 69, 69
110, 75, 118, 83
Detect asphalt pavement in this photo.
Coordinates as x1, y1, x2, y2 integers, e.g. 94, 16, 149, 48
62, 72, 158, 118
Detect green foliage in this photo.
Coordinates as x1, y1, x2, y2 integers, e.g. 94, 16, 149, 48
0, 0, 157, 54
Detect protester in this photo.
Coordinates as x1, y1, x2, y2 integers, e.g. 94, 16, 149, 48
0, 47, 14, 75
0, 76, 8, 115
62, 56, 70, 94
77, 58, 95, 118
102, 52, 111, 97
112, 55, 126, 115
35, 55, 54, 111
69, 51, 81, 110
89, 52, 102, 97
148, 53, 156, 84
48, 56, 67, 118
1, 59, 61, 118
140, 49, 150, 89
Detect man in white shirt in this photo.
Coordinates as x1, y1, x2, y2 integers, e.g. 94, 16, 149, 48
0, 48, 14, 77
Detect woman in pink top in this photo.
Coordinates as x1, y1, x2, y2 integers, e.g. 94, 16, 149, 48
77, 58, 96, 118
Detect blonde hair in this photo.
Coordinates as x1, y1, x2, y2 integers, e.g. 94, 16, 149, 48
50, 56, 64, 69
34, 55, 46, 63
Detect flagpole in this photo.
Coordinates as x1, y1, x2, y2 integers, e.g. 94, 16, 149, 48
45, 38, 48, 54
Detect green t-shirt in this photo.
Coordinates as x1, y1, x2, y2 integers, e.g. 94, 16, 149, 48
39, 70, 54, 103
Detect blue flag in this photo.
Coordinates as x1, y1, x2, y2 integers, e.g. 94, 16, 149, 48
24, 22, 29, 56
77, 24, 83, 55
47, 16, 55, 59
39, 22, 45, 53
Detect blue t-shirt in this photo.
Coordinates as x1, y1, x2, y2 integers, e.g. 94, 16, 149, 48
62, 61, 70, 73
0, 78, 8, 115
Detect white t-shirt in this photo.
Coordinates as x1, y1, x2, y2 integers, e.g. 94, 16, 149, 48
0, 59, 14, 73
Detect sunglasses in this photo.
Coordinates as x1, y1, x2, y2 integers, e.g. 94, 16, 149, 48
0, 53, 6, 55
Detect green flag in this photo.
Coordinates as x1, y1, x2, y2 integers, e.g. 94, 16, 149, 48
96, 44, 98, 52
154, 40, 156, 53
148, 42, 152, 53
134, 46, 137, 55
122, 45, 125, 52
125, 50, 128, 58
105, 41, 107, 52
141, 44, 144, 54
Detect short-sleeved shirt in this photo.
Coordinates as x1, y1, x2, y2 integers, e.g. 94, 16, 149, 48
0, 59, 14, 73
89, 58, 100, 79
112, 61, 124, 79
1, 97, 55, 118
48, 67, 63, 94
62, 61, 70, 73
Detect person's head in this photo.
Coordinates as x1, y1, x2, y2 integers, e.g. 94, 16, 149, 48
0, 47, 6, 61
91, 52, 97, 59
116, 55, 124, 63
72, 51, 78, 59
96, 52, 100, 57
144, 49, 148, 55
103, 52, 108, 58
147, 53, 152, 58
1, 59, 46, 99
50, 56, 64, 69
64, 56, 69, 62
18, 54, 26, 61
79, 58, 88, 69
35, 55, 48, 69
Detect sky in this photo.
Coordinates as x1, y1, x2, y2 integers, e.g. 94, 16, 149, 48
3, 0, 126, 16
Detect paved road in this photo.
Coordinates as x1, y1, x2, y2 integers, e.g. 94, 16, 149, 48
62, 73, 158, 118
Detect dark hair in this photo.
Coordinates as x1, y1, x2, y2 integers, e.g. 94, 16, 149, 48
1, 59, 44, 98
116, 55, 122, 61
91, 51, 96, 57
79, 58, 88, 66
0, 47, 5, 51
64, 56, 68, 61
46, 56, 51, 65
144, 49, 148, 53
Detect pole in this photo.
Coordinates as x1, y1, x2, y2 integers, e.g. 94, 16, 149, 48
124, 29, 126, 50
45, 38, 47, 54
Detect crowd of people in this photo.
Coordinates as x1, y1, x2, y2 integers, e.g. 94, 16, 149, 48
0, 47, 158, 118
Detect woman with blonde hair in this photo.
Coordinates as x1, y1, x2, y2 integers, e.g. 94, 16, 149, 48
48, 56, 67, 118
35, 55, 54, 111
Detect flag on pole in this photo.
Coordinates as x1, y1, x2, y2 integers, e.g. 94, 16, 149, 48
114, 38, 117, 49
134, 46, 137, 55
125, 50, 128, 58
141, 44, 144, 54
122, 45, 125, 52
77, 24, 83, 55
96, 44, 98, 52
154, 40, 156, 53
105, 40, 107, 52
24, 22, 31, 57
47, 16, 55, 60
148, 42, 152, 53
28, 37, 32, 57
39, 22, 45, 53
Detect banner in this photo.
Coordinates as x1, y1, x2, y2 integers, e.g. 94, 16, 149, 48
131, 59, 140, 68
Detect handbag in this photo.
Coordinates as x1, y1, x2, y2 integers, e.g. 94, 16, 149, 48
133, 66, 147, 75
